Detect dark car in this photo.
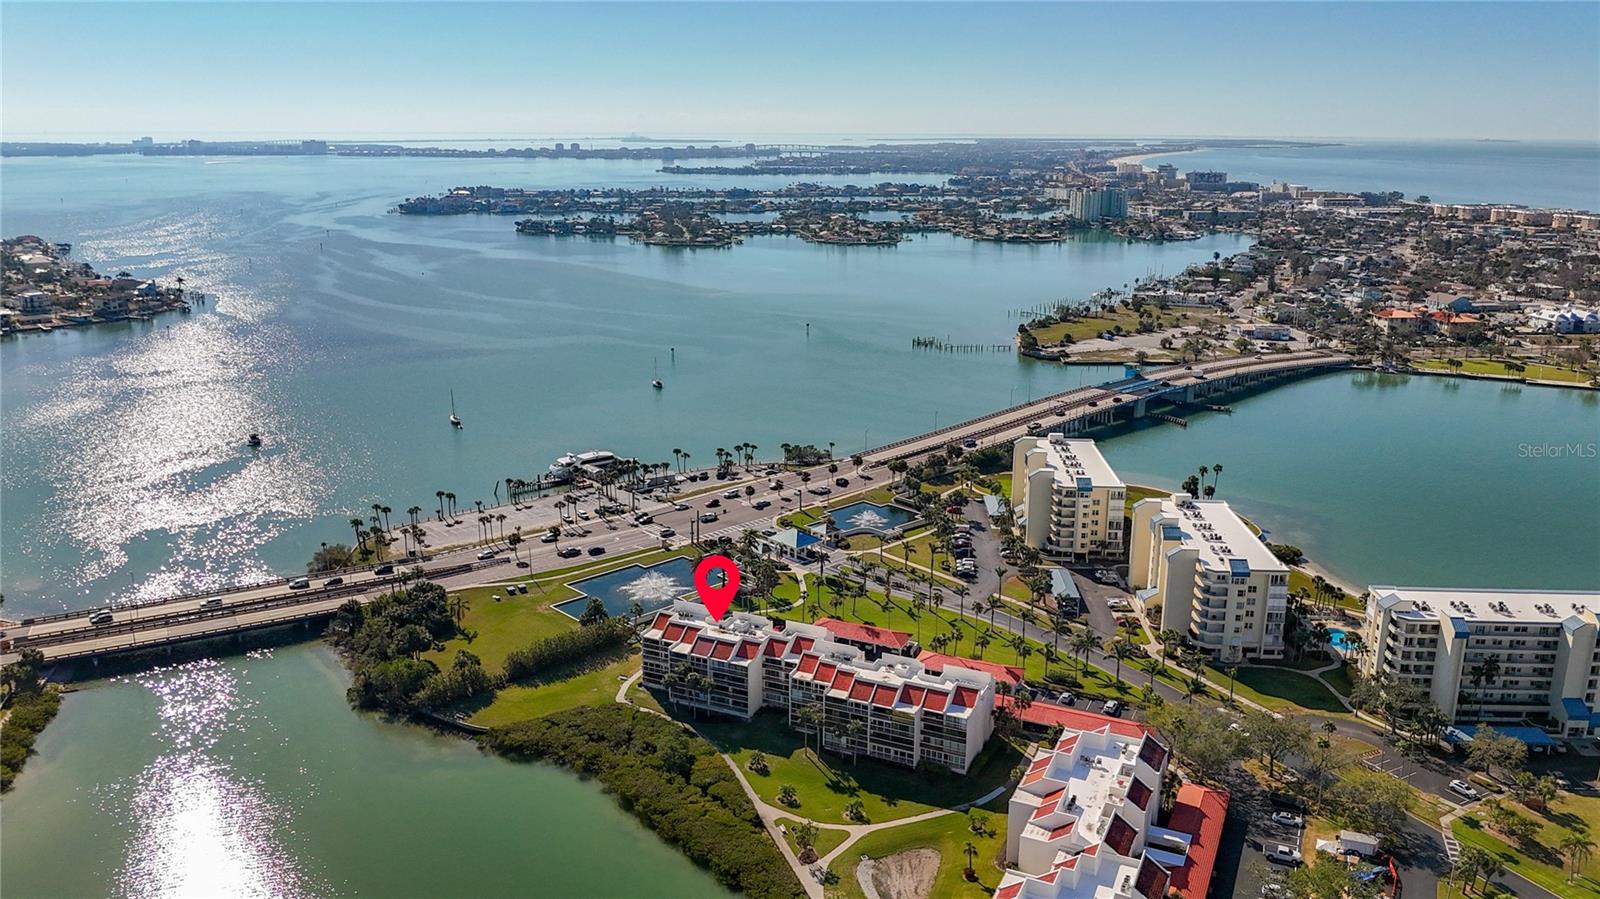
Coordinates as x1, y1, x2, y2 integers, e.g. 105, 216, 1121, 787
705, 498, 721, 508
323, 576, 344, 587
587, 546, 607, 556
834, 477, 848, 488
373, 563, 395, 576
557, 546, 582, 558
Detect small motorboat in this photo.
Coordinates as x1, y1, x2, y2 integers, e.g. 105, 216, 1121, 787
247, 433, 263, 449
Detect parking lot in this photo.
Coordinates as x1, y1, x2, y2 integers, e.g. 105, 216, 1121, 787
1230, 787, 1307, 899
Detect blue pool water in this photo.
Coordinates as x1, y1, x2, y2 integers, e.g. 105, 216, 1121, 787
824, 501, 917, 534
1328, 627, 1351, 651
555, 557, 704, 619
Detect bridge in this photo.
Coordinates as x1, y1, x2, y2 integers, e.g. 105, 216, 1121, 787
750, 144, 831, 157
861, 350, 1351, 465
1, 350, 1348, 669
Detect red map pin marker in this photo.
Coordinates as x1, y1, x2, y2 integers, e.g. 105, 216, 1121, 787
694, 554, 741, 621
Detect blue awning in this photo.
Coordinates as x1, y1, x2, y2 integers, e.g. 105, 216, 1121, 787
1445, 724, 1556, 747
1560, 697, 1591, 722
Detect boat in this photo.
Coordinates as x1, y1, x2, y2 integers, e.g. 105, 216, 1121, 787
546, 449, 617, 482
247, 433, 263, 448
652, 356, 664, 390
449, 389, 463, 429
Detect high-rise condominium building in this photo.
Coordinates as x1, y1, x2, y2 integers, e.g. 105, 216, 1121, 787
1011, 436, 1127, 562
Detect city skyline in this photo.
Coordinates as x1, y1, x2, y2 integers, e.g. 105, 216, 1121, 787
3, 2, 1597, 142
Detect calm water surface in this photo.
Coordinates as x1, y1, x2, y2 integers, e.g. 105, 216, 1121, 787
0, 644, 729, 899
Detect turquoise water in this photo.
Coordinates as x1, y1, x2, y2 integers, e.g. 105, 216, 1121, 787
1, 154, 1232, 615
0, 644, 729, 898
825, 501, 917, 534
1141, 140, 1599, 210
556, 557, 703, 618
1329, 628, 1350, 651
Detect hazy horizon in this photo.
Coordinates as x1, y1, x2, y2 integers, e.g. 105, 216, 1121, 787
3, 2, 1597, 143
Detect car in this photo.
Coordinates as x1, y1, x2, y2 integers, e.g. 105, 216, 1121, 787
752, 499, 770, 510
89, 609, 115, 625
557, 546, 582, 558
1026, 422, 1043, 434
1271, 811, 1303, 827
1265, 845, 1303, 866
700, 511, 719, 523
477, 549, 497, 560
673, 502, 689, 511
769, 479, 784, 489
962, 438, 978, 448
575, 509, 590, 520
516, 560, 530, 568
288, 577, 310, 590
1055, 691, 1076, 705
953, 548, 975, 559
540, 531, 560, 543
1101, 699, 1122, 716
705, 498, 721, 508
201, 597, 223, 608
834, 477, 848, 487
809, 487, 831, 496
373, 563, 395, 575
1087, 400, 1099, 407
635, 513, 654, 524
659, 527, 676, 538
723, 489, 741, 499
587, 546, 606, 556
696, 472, 710, 481
324, 576, 344, 587
1449, 779, 1481, 800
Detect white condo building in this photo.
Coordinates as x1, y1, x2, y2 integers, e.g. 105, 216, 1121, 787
1130, 494, 1288, 662
640, 601, 995, 772
1360, 587, 1600, 737
1001, 720, 1227, 899
1012, 436, 1127, 562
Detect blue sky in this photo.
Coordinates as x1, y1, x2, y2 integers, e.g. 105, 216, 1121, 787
3, 2, 1596, 141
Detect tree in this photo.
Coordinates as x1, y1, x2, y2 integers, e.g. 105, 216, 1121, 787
1247, 710, 1311, 780
777, 784, 800, 807
962, 841, 978, 877
578, 596, 610, 627
308, 542, 355, 573
1327, 769, 1412, 836
1560, 831, 1596, 885
1288, 855, 1379, 899
792, 820, 818, 854
1464, 725, 1526, 782
1104, 636, 1134, 685
1146, 703, 1245, 785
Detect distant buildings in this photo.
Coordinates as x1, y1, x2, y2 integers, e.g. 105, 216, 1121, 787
1001, 719, 1227, 899
1360, 587, 1600, 737
1183, 171, 1228, 192
1429, 203, 1599, 230
1011, 436, 1127, 562
1372, 306, 1484, 339
640, 602, 995, 772
1067, 187, 1128, 222
1129, 494, 1289, 662
1527, 304, 1600, 334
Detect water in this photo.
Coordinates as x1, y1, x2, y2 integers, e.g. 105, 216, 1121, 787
556, 557, 703, 619
0, 644, 728, 899
1136, 140, 1600, 210
2, 153, 1231, 615
824, 500, 917, 534
1328, 628, 1350, 651
1097, 371, 1600, 591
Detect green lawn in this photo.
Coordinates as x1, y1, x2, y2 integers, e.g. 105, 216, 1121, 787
1026, 308, 1200, 345
823, 802, 1009, 899
1321, 662, 1355, 698
469, 650, 639, 726
1124, 484, 1172, 519
1416, 357, 1593, 384
1204, 664, 1350, 714
680, 707, 1025, 825
1452, 793, 1600, 899
775, 817, 851, 861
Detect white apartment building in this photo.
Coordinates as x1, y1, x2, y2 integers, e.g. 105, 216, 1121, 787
1130, 494, 1289, 662
1361, 587, 1600, 737
1012, 436, 1126, 562
640, 601, 996, 772
1001, 722, 1226, 899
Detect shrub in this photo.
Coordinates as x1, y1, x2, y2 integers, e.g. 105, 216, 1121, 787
0, 689, 61, 791
502, 619, 631, 682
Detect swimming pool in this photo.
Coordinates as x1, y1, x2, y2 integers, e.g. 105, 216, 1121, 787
1328, 627, 1351, 652
555, 557, 705, 619
823, 501, 917, 535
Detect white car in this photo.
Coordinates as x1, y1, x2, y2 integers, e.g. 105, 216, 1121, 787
477, 549, 497, 560
722, 489, 741, 499
1449, 779, 1481, 801
673, 502, 689, 511
1270, 811, 1303, 827
575, 509, 590, 520
1265, 845, 1302, 866
540, 531, 559, 543
1101, 699, 1122, 716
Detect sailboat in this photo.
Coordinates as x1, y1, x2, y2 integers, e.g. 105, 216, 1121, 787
449, 390, 463, 429
651, 357, 664, 390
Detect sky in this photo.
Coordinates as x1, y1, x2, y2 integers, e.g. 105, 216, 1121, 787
2, 2, 1597, 142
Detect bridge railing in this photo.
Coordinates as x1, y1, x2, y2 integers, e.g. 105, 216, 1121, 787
14, 559, 507, 650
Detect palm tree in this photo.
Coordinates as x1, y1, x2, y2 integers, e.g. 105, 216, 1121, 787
1225, 664, 1240, 702
445, 492, 457, 520
1210, 464, 1223, 494
974, 632, 991, 659
1071, 629, 1099, 675
1560, 832, 1596, 884
448, 594, 467, 622
672, 447, 683, 473
985, 595, 1003, 632
1106, 637, 1134, 685
1184, 674, 1207, 703
796, 703, 824, 755
350, 518, 368, 553
962, 840, 978, 875
843, 718, 866, 765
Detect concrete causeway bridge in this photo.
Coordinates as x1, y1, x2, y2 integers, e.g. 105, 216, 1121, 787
1, 350, 1349, 669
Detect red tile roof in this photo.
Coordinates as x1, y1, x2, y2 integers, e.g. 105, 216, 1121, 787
663, 622, 688, 642
849, 680, 874, 702
995, 884, 1022, 899
872, 685, 898, 707
917, 651, 1025, 686
923, 689, 950, 713
899, 684, 926, 707
1047, 822, 1075, 841
953, 686, 979, 708
735, 641, 760, 660
691, 636, 717, 657
1166, 784, 1230, 899
765, 638, 789, 658
792, 636, 815, 652
1134, 856, 1170, 899
998, 697, 1151, 739
1137, 735, 1169, 771
815, 618, 913, 650
797, 654, 819, 675
1128, 777, 1154, 811
649, 612, 672, 632
711, 641, 735, 661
